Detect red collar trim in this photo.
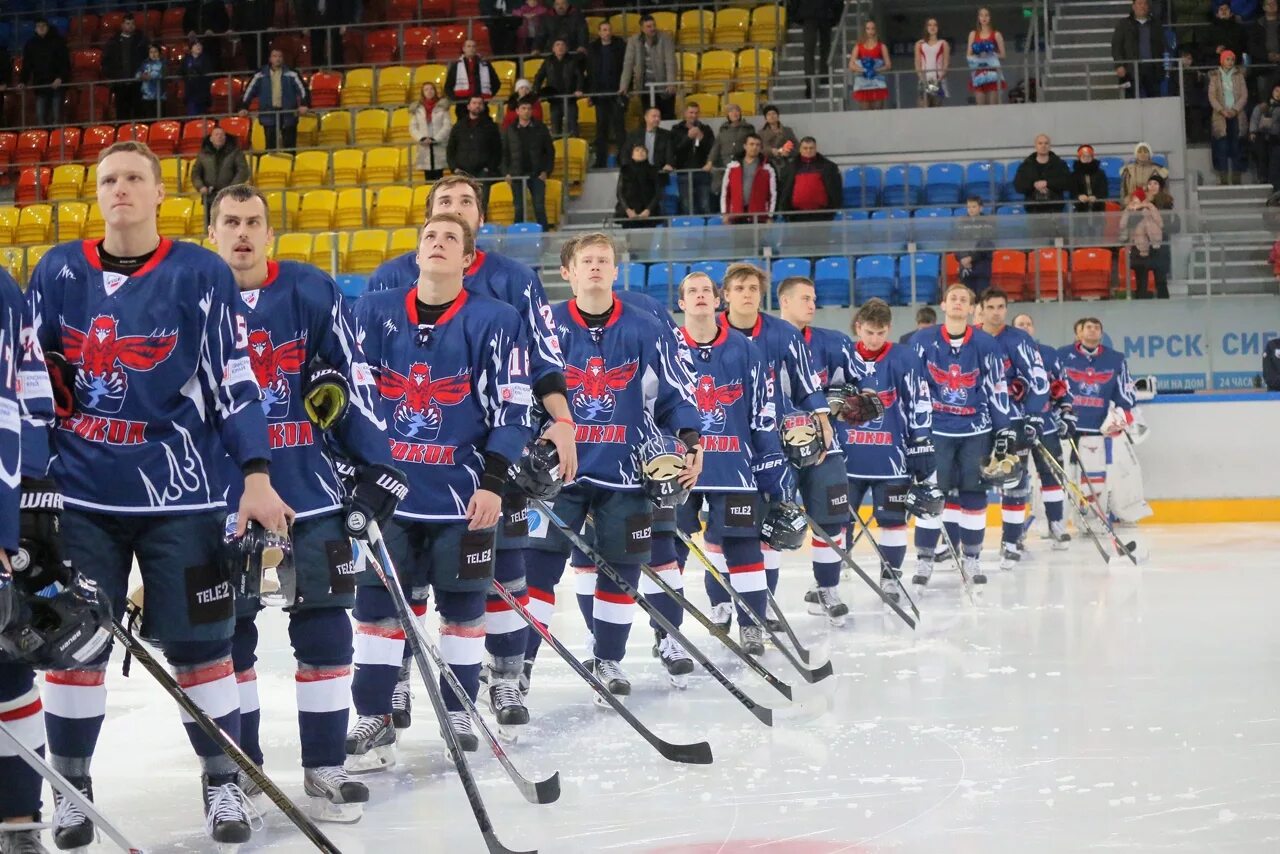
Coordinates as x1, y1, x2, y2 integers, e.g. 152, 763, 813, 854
82, 237, 173, 278
568, 295, 622, 328
802, 326, 811, 344
1074, 341, 1104, 355
856, 341, 891, 362
405, 286, 469, 326
681, 324, 727, 348
262, 260, 280, 288
465, 249, 487, 277
940, 324, 974, 346
719, 311, 762, 338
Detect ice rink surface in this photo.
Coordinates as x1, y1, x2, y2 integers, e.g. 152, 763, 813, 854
76, 523, 1280, 853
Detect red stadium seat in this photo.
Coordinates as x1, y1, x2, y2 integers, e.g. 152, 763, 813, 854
71, 49, 103, 82
79, 125, 116, 162
1028, 247, 1069, 300
15, 131, 48, 167
47, 128, 81, 164
16, 168, 52, 207
435, 25, 468, 59
218, 116, 251, 150
115, 123, 150, 146
364, 29, 398, 64
97, 12, 126, 43
1070, 247, 1114, 299
161, 8, 187, 40
140, 10, 163, 39
0, 132, 16, 176
181, 119, 215, 156
402, 27, 435, 64
308, 71, 343, 108
210, 76, 246, 112
989, 249, 1027, 302
387, 0, 421, 22
147, 121, 181, 156
469, 22, 491, 54
423, 0, 456, 15
270, 33, 304, 69
67, 14, 98, 48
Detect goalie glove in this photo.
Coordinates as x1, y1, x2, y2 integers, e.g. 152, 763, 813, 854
303, 363, 350, 430
344, 464, 408, 538
1102, 407, 1132, 438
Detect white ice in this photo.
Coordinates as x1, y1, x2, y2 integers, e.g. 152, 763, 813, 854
68, 523, 1280, 853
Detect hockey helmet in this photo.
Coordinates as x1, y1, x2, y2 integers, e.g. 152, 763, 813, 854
0, 573, 113, 671
903, 483, 945, 518
780, 412, 824, 468
760, 501, 808, 551
223, 516, 295, 608
980, 450, 1024, 488
512, 440, 563, 501
638, 434, 689, 508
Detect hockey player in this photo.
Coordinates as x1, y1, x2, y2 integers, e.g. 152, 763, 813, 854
840, 299, 933, 603
207, 185, 405, 820
346, 213, 533, 765
27, 141, 292, 850
975, 288, 1049, 570
910, 282, 1015, 586
1059, 317, 1136, 520
1012, 312, 1076, 547
719, 264, 830, 624
523, 232, 702, 702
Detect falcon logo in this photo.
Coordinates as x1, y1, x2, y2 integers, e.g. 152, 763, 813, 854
927, 361, 979, 406
377, 363, 471, 441
693, 375, 743, 435
247, 329, 306, 419
1064, 366, 1114, 396
564, 356, 638, 424
62, 316, 177, 414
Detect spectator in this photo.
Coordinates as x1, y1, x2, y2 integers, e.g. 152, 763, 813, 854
1146, 174, 1175, 297
967, 7, 1006, 105
485, 0, 518, 57
502, 99, 555, 228
447, 95, 504, 201
615, 143, 662, 229
952, 196, 995, 292
759, 104, 799, 167
1210, 49, 1250, 183
1119, 141, 1169, 200
671, 101, 716, 216
503, 79, 543, 128
794, 0, 843, 99
182, 40, 213, 116
241, 49, 309, 152
137, 44, 165, 119
915, 17, 951, 107
296, 0, 348, 70
184, 0, 230, 71
0, 44, 11, 125
534, 38, 583, 135
1120, 187, 1167, 298
1200, 2, 1248, 65
231, 0, 274, 72
515, 0, 552, 56
779, 137, 841, 222
721, 133, 776, 224
20, 18, 70, 127
191, 127, 250, 226
1247, 0, 1280, 100
848, 20, 890, 110
1013, 133, 1071, 215
711, 103, 756, 170
410, 82, 452, 181
586, 21, 626, 168
1070, 145, 1110, 236
1251, 82, 1280, 187
1263, 333, 1280, 389
621, 14, 678, 119
899, 306, 937, 344
1112, 0, 1163, 99
544, 0, 589, 54
624, 105, 675, 171
446, 39, 499, 121
1225, 1, 1261, 21
103, 13, 149, 121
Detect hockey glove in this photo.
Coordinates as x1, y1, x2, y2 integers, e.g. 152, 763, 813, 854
1008, 376, 1028, 403
1019, 415, 1044, 451
303, 364, 350, 431
904, 439, 936, 482
1056, 404, 1078, 441
13, 478, 72, 594
832, 386, 886, 425
45, 351, 77, 419
992, 427, 1018, 458
752, 451, 796, 504
343, 464, 409, 538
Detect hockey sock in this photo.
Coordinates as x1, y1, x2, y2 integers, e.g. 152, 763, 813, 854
875, 518, 908, 573
43, 659, 108, 779
352, 585, 405, 717
762, 542, 781, 595
810, 523, 844, 589
523, 549, 570, 663
943, 500, 962, 554
1042, 484, 1065, 525
166, 640, 240, 778
672, 533, 690, 570
640, 532, 684, 632
0, 663, 45, 818
700, 539, 731, 607
436, 591, 485, 712
231, 615, 263, 766
570, 547, 597, 635
291, 608, 353, 769
1001, 471, 1030, 544
913, 512, 941, 557
592, 561, 641, 662
485, 549, 529, 661
958, 490, 988, 558
722, 536, 767, 626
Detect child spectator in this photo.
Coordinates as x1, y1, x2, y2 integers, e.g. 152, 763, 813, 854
952, 196, 995, 292
515, 0, 552, 55
182, 40, 212, 115
615, 143, 662, 228
138, 43, 165, 119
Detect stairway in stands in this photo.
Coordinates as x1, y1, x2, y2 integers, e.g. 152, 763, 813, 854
1186, 182, 1277, 296
1041, 0, 1131, 102
767, 0, 868, 114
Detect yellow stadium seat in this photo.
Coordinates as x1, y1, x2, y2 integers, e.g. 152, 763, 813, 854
296, 113, 320, 148
298, 190, 338, 230
651, 12, 677, 33
521, 58, 543, 84
254, 153, 294, 189
698, 51, 735, 90
749, 5, 786, 44
575, 98, 596, 141
56, 202, 88, 242
493, 60, 517, 99
684, 92, 720, 117
734, 48, 773, 91
275, 233, 313, 264
49, 165, 86, 202
487, 181, 514, 226
0, 247, 22, 283
263, 190, 300, 230
544, 178, 563, 228
395, 147, 411, 182
608, 13, 640, 37
373, 186, 412, 227
332, 149, 365, 187
376, 66, 412, 105
586, 16, 605, 33
354, 109, 390, 145
157, 198, 193, 235
26, 245, 53, 278
342, 68, 375, 107
81, 164, 98, 200
364, 148, 400, 185
412, 64, 447, 93
16, 206, 52, 245
159, 157, 184, 192
389, 227, 418, 256
251, 120, 267, 151
292, 151, 331, 187
0, 207, 17, 245
319, 112, 353, 146
84, 204, 105, 240
335, 188, 375, 229
488, 102, 502, 125
552, 137, 588, 186
349, 229, 388, 274
678, 52, 699, 84
714, 9, 749, 47
723, 90, 758, 116
311, 232, 349, 274
677, 11, 713, 48
388, 107, 413, 143
410, 185, 432, 223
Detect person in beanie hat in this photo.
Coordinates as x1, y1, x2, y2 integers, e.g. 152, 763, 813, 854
504, 79, 544, 129
1119, 141, 1169, 201
1209, 49, 1250, 183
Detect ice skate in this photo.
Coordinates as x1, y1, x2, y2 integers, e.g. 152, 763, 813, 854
880, 568, 902, 603
235, 769, 266, 811
344, 714, 397, 773
303, 765, 369, 823
653, 630, 694, 689
764, 603, 784, 635
591, 659, 631, 707
709, 602, 733, 634
51, 775, 93, 853
391, 663, 412, 729
738, 623, 765, 656
966, 555, 987, 585
912, 556, 934, 586
519, 658, 534, 697
999, 542, 1022, 571
805, 586, 848, 626
202, 774, 257, 853
1, 827, 49, 854
486, 662, 530, 737
1048, 520, 1071, 550
444, 710, 479, 753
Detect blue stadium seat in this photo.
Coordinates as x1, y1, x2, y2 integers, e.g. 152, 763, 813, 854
646, 262, 690, 308
336, 275, 367, 301
689, 261, 729, 285
868, 208, 910, 252
669, 216, 706, 258
619, 262, 648, 292
503, 222, 543, 264
881, 165, 925, 207
924, 162, 964, 205
842, 165, 882, 208
1152, 153, 1168, 168
1003, 160, 1023, 201
836, 209, 870, 221
896, 254, 941, 305
813, 256, 852, 307
965, 160, 1005, 203
912, 206, 953, 250
854, 255, 896, 304
994, 205, 1029, 242
1099, 156, 1125, 184
476, 223, 503, 254
770, 257, 812, 302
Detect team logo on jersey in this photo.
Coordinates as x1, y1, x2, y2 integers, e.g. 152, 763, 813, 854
564, 357, 638, 424
377, 363, 471, 441
927, 362, 979, 406
1064, 366, 1113, 396
693, 376, 743, 435
62, 316, 178, 414
247, 329, 306, 419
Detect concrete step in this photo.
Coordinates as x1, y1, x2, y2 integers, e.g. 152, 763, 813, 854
1040, 85, 1123, 101
1057, 1, 1134, 17
1048, 43, 1114, 63
1050, 27, 1117, 46
1197, 184, 1273, 203
1183, 276, 1277, 296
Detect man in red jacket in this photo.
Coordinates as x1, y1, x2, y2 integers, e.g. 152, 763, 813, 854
721, 133, 777, 224
780, 137, 843, 223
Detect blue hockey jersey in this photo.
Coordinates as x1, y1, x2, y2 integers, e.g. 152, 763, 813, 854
681, 325, 780, 492
220, 261, 392, 518
28, 239, 270, 514
911, 324, 1011, 437
802, 324, 858, 455
1057, 342, 1135, 434
366, 249, 562, 388
1029, 341, 1074, 419
840, 342, 933, 480
984, 324, 1050, 421
554, 296, 700, 490
355, 287, 533, 521
719, 311, 827, 417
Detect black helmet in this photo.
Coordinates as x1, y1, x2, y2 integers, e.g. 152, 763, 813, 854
224, 516, 295, 607
780, 412, 824, 468
638, 434, 689, 508
512, 440, 563, 501
0, 573, 113, 670
903, 483, 945, 518
980, 451, 1024, 488
760, 501, 808, 551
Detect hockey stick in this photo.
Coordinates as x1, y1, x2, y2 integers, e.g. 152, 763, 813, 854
762, 586, 814, 662
358, 522, 533, 854
0, 720, 145, 853
845, 511, 921, 620
1066, 437, 1140, 565
490, 580, 713, 765
673, 529, 832, 685
110, 621, 343, 853
531, 499, 774, 727
1037, 442, 1128, 565
359, 547, 560, 806
803, 512, 916, 629
934, 521, 978, 607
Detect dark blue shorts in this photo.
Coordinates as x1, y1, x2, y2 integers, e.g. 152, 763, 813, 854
847, 477, 909, 525
359, 519, 498, 595
526, 483, 652, 565
677, 492, 761, 541
934, 433, 992, 493
496, 488, 529, 551
798, 453, 852, 527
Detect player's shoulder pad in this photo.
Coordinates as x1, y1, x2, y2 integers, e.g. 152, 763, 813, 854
353, 284, 411, 320
368, 251, 417, 291
466, 290, 524, 326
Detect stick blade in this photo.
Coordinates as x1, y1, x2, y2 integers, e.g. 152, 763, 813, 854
532, 773, 561, 804
485, 833, 537, 854
657, 739, 714, 765
800, 659, 834, 683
